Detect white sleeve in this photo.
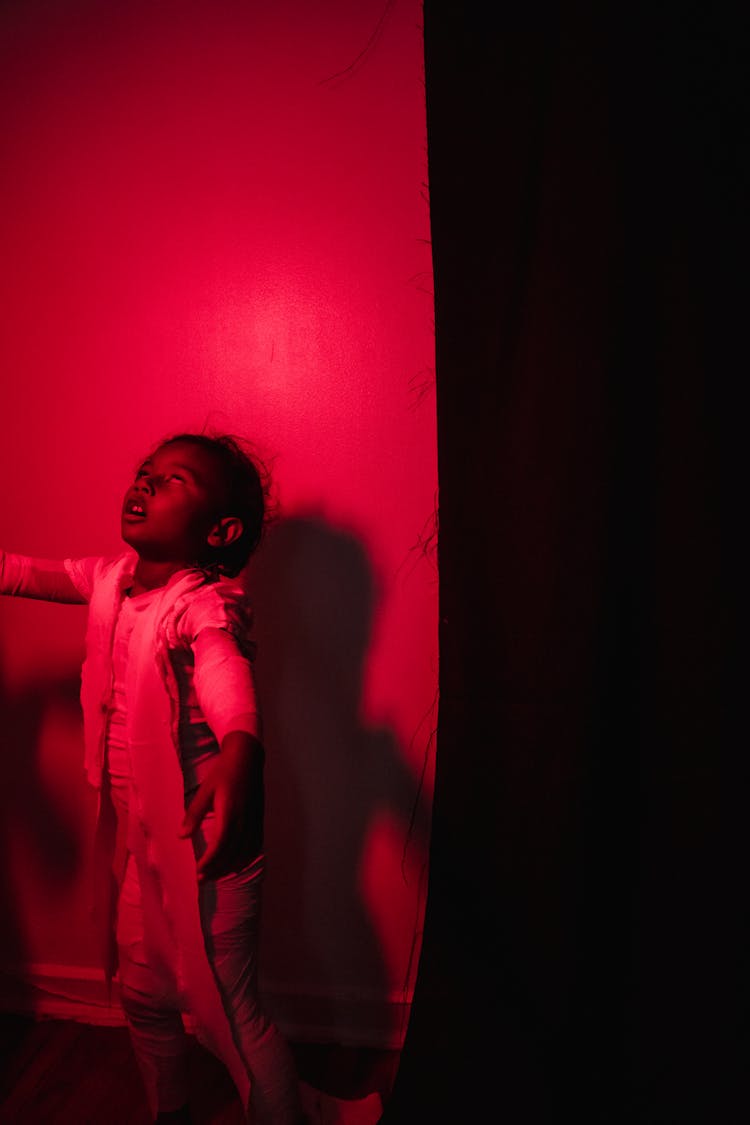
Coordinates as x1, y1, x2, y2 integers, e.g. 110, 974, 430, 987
0, 550, 87, 603
62, 556, 102, 601
192, 626, 262, 746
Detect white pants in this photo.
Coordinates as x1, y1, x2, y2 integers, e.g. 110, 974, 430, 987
116, 848, 300, 1123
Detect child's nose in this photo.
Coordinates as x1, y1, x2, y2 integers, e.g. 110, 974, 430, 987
135, 475, 155, 495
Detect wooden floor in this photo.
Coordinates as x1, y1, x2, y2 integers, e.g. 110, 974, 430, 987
0, 1014, 400, 1124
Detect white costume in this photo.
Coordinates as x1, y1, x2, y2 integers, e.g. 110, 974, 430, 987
0, 550, 300, 1123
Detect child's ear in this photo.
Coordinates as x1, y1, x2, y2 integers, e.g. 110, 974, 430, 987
207, 517, 244, 548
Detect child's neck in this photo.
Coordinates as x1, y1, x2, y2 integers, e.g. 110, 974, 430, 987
130, 559, 189, 597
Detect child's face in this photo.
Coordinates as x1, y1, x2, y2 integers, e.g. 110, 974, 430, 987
121, 441, 227, 565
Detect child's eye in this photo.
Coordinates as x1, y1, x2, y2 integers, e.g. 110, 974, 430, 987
167, 474, 185, 483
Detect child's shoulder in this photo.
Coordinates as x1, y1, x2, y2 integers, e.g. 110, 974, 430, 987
67, 551, 136, 601
174, 573, 253, 643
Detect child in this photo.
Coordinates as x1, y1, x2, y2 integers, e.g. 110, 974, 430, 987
0, 431, 303, 1125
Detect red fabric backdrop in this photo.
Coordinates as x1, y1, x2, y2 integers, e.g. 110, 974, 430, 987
385, 4, 745, 1121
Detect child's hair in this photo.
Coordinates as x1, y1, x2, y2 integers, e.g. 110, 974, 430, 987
156, 431, 275, 577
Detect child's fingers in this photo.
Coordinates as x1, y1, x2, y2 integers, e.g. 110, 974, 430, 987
180, 781, 214, 837
196, 841, 221, 880
197, 825, 258, 881
195, 796, 231, 880
196, 836, 236, 881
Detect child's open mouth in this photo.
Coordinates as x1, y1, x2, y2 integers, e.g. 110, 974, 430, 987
123, 500, 147, 520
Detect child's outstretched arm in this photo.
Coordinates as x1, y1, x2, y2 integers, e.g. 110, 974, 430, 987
0, 550, 86, 603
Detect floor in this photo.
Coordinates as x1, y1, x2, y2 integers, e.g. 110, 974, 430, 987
0, 1013, 400, 1124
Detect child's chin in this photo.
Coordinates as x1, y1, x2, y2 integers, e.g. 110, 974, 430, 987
121, 524, 148, 548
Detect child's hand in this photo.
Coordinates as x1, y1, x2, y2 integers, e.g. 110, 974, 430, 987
179, 732, 264, 882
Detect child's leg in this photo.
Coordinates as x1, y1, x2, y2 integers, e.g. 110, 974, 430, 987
199, 859, 302, 1125
117, 852, 191, 1120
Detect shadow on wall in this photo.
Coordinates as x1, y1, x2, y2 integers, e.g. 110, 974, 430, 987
0, 665, 83, 1005
249, 517, 427, 1043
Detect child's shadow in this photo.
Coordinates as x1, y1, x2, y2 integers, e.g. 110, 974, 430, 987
249, 517, 429, 1045
0, 664, 84, 1002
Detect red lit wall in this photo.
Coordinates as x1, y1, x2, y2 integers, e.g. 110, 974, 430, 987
0, 0, 435, 1045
